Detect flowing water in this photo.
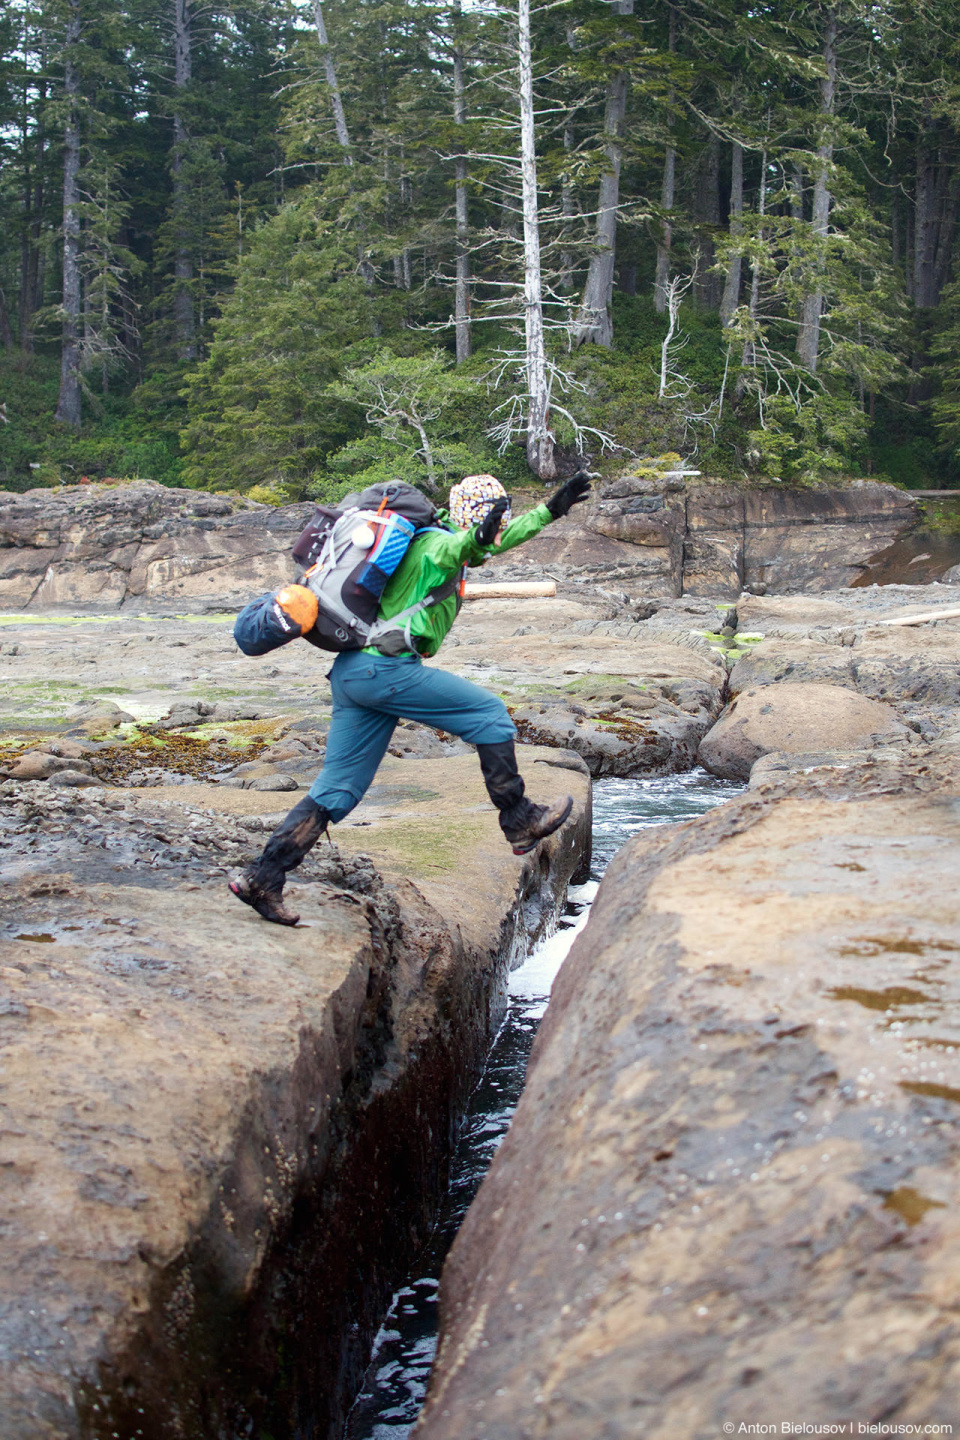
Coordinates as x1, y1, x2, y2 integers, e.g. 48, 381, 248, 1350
344, 769, 741, 1440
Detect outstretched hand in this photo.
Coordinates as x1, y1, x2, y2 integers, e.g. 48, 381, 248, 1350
476, 495, 511, 547
545, 471, 592, 520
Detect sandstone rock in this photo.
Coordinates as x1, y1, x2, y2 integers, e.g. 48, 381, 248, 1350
39, 737, 95, 759
941, 563, 960, 583
211, 701, 262, 722
0, 479, 924, 613
47, 768, 102, 787
729, 629, 960, 715
0, 748, 590, 1438
416, 749, 960, 1440
484, 479, 918, 600
64, 699, 136, 736
699, 682, 906, 780
511, 701, 702, 778
246, 773, 300, 791
7, 751, 92, 781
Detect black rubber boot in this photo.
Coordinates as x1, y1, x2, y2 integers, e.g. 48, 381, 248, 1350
229, 795, 329, 926
476, 740, 573, 855
498, 794, 574, 855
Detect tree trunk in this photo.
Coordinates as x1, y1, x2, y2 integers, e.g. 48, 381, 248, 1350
560, 114, 575, 293
913, 106, 937, 309
719, 140, 743, 327
314, 0, 352, 160
796, 10, 836, 373
55, 0, 82, 430
172, 0, 195, 362
737, 146, 767, 395
518, 0, 555, 479
790, 165, 803, 221
573, 1, 633, 347
891, 190, 901, 273
932, 157, 958, 303
453, 0, 471, 363
0, 288, 14, 350
693, 132, 721, 310
654, 6, 677, 314
19, 60, 46, 354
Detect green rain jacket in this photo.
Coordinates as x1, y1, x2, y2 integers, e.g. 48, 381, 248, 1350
363, 502, 552, 658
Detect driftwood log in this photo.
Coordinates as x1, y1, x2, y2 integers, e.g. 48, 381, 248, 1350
877, 604, 960, 626
462, 581, 556, 600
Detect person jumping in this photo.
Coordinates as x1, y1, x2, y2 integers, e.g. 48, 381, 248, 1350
229, 471, 591, 925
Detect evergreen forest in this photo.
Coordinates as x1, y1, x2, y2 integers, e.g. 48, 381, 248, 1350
4, 0, 960, 500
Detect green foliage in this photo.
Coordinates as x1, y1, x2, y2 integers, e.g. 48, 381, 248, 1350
3, 0, 960, 496
0, 354, 184, 490
179, 201, 374, 496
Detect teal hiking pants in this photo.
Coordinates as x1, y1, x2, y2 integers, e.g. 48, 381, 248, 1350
308, 649, 516, 822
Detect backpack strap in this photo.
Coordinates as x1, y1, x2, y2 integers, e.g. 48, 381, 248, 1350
366, 569, 464, 656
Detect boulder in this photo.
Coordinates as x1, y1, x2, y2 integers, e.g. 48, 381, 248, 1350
416, 748, 960, 1440
47, 768, 103, 788
729, 629, 960, 715
699, 682, 906, 780
246, 774, 299, 791
6, 751, 92, 781
0, 748, 590, 1439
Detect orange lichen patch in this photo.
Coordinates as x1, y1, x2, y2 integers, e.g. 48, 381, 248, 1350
828, 985, 934, 1011
839, 935, 960, 957
880, 1187, 947, 1225
900, 1080, 960, 1104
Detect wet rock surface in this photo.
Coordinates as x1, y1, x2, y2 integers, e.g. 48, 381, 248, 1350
0, 745, 590, 1440
0, 599, 728, 784
416, 747, 960, 1440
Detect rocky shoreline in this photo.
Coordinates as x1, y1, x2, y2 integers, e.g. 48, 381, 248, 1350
0, 475, 935, 615
416, 744, 960, 1438
0, 749, 590, 1439
3, 480, 960, 1437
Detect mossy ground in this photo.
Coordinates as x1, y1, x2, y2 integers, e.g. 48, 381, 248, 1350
341, 815, 488, 878
0, 717, 288, 784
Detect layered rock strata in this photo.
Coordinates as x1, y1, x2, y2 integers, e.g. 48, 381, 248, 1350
416, 748, 960, 1439
487, 475, 919, 599
0, 483, 311, 612
0, 749, 590, 1440
0, 477, 920, 614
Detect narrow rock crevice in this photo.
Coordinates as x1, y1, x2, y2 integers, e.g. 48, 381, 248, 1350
71, 829, 587, 1440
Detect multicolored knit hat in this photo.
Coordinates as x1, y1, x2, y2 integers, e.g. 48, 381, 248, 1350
448, 474, 512, 533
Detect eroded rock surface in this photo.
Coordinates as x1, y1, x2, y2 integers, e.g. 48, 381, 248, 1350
727, 588, 960, 745
416, 748, 960, 1440
0, 476, 921, 613
0, 740, 589, 1438
699, 681, 907, 781
486, 475, 918, 599
0, 483, 311, 612
0, 604, 728, 783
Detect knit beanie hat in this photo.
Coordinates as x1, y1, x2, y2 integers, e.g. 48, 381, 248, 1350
448, 474, 512, 533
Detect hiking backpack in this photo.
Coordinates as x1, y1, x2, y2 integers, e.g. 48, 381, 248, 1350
234, 481, 460, 657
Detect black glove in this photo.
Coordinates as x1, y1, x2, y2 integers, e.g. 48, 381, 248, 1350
545, 472, 591, 519
476, 495, 510, 546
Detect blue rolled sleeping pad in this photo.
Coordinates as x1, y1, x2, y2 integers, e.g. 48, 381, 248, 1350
234, 591, 307, 656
